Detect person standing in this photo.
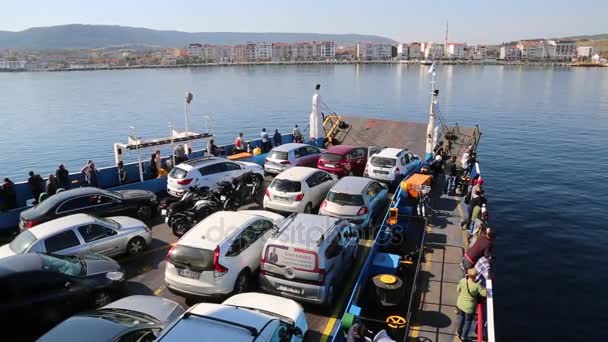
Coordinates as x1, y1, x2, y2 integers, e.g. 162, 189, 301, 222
273, 129, 282, 147
46, 174, 57, 196
462, 228, 494, 271
309, 84, 328, 148
81, 161, 99, 187
55, 164, 70, 190
292, 124, 303, 143
149, 153, 158, 179
117, 161, 128, 185
155, 150, 162, 173
456, 268, 487, 341
207, 139, 221, 157
27, 171, 44, 204
233, 132, 245, 153
1, 178, 17, 211
174, 145, 187, 164
260, 128, 271, 153
444, 155, 458, 195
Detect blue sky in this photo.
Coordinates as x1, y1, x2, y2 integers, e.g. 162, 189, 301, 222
1, 0, 606, 43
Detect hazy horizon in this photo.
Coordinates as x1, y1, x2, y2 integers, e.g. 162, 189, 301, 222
1, 0, 607, 44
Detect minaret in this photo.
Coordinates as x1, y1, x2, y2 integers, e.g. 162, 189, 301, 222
444, 21, 449, 57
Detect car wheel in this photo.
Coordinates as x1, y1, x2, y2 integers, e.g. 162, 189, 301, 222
304, 203, 313, 214
172, 218, 194, 237
137, 204, 153, 220
127, 236, 147, 255
234, 270, 250, 294
92, 290, 112, 308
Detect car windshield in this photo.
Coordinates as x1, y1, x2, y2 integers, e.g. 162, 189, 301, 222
9, 230, 37, 254
39, 254, 85, 276
99, 217, 121, 229
370, 156, 396, 168
271, 179, 301, 192
321, 153, 344, 162
327, 191, 365, 206
168, 245, 214, 271
94, 308, 158, 326
268, 150, 288, 161
169, 167, 188, 179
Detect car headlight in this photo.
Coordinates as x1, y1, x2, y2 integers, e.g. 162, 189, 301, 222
106, 271, 125, 281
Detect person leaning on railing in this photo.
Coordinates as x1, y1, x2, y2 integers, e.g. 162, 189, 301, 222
456, 268, 487, 341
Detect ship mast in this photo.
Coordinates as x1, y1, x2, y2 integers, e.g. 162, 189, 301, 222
425, 62, 439, 160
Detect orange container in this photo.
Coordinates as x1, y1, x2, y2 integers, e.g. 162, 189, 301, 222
400, 173, 432, 198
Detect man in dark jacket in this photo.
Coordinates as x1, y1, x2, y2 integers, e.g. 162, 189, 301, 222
462, 228, 494, 272
55, 164, 70, 190
1, 178, 17, 211
273, 129, 282, 147
28, 171, 44, 204
443, 155, 458, 195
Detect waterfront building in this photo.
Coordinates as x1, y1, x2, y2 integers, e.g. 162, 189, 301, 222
216, 45, 233, 63
336, 46, 355, 60
577, 46, 595, 58
408, 43, 422, 59
517, 40, 548, 60
396, 43, 409, 60
446, 42, 467, 59
314, 41, 336, 59
500, 44, 520, 60
255, 42, 272, 61
293, 42, 314, 60
0, 60, 27, 70
244, 43, 257, 62
272, 43, 292, 61
421, 42, 444, 59
356, 42, 393, 60
187, 43, 203, 57
548, 40, 577, 60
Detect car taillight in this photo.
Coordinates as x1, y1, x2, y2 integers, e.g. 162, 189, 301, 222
213, 246, 228, 276
357, 207, 369, 216
166, 244, 176, 261
265, 189, 270, 197
320, 200, 328, 209
177, 178, 193, 185
24, 219, 39, 229
294, 193, 305, 201
314, 268, 326, 285
259, 258, 266, 274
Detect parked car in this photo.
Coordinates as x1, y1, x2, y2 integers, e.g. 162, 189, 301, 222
0, 213, 151, 259
264, 143, 324, 175
364, 148, 419, 186
38, 295, 185, 342
317, 145, 369, 177
319, 176, 389, 229
263, 167, 337, 214
19, 187, 157, 230
259, 214, 359, 305
165, 210, 284, 299
167, 156, 264, 198
156, 292, 307, 342
0, 253, 125, 340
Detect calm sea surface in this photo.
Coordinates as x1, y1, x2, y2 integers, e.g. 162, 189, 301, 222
1, 65, 607, 340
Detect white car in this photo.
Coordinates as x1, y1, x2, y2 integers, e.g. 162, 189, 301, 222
156, 293, 308, 342
263, 167, 337, 214
0, 213, 151, 259
165, 210, 283, 298
364, 148, 419, 185
264, 143, 324, 175
167, 156, 264, 197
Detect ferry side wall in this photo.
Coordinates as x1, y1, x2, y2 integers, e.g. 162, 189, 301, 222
0, 134, 294, 233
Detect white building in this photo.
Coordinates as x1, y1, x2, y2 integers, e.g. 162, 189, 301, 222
255, 42, 272, 60
396, 43, 409, 60
356, 42, 393, 60
216, 45, 233, 62
517, 41, 548, 60
314, 41, 336, 59
421, 42, 444, 59
447, 43, 467, 59
577, 46, 595, 58
548, 40, 577, 60
500, 44, 520, 60
187, 43, 203, 57
408, 43, 422, 59
0, 60, 27, 70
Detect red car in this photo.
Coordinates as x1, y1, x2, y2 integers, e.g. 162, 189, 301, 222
316, 145, 369, 177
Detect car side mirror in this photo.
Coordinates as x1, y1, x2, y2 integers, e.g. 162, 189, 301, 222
292, 326, 303, 338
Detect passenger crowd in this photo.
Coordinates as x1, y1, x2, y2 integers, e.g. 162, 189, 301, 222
431, 140, 494, 342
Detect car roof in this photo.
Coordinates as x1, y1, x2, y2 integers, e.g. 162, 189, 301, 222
102, 295, 183, 323
25, 187, 117, 214
329, 176, 372, 194
0, 253, 44, 277
271, 143, 309, 152
270, 214, 341, 249
178, 211, 263, 249
28, 213, 96, 239
175, 156, 222, 171
223, 293, 304, 323
324, 145, 356, 155
275, 167, 319, 181
38, 315, 127, 342
375, 148, 405, 158
158, 303, 273, 341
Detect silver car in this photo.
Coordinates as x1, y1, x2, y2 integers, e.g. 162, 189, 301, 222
264, 143, 324, 175
39, 295, 185, 342
319, 176, 389, 228
0, 213, 152, 259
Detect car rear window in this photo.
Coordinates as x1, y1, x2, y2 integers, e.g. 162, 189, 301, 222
370, 156, 396, 168
271, 179, 302, 192
9, 230, 37, 254
168, 245, 214, 271
268, 150, 288, 160
321, 153, 344, 162
265, 245, 318, 271
327, 191, 365, 206
169, 167, 188, 179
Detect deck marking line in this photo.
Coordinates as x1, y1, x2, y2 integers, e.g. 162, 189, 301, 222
154, 285, 166, 296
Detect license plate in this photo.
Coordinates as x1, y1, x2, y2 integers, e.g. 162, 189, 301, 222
220, 195, 226, 201
375, 170, 389, 175
161, 209, 167, 215
178, 269, 200, 279
325, 164, 336, 168
277, 284, 302, 295
274, 196, 289, 201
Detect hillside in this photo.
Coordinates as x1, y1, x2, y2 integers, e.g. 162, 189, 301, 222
0, 24, 396, 50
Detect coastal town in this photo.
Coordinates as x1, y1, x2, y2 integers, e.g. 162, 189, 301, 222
1, 38, 607, 71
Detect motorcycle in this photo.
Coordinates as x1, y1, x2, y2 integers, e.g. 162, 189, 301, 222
163, 186, 218, 237
219, 171, 264, 211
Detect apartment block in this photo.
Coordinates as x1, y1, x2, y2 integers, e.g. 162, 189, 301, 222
255, 42, 272, 60
500, 44, 520, 60
447, 43, 467, 59
408, 43, 422, 59
421, 42, 444, 59
356, 42, 393, 60
314, 41, 336, 59
577, 46, 595, 58
396, 43, 409, 60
